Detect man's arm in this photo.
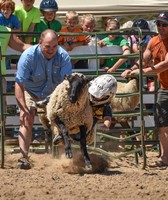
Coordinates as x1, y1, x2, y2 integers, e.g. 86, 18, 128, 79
121, 43, 152, 78
143, 52, 168, 74
8, 34, 31, 52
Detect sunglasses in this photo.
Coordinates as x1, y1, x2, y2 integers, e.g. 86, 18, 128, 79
156, 23, 168, 27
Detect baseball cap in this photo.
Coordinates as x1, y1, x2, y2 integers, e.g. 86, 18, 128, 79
155, 12, 168, 24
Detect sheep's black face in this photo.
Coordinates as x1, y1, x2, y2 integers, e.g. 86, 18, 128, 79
68, 75, 87, 103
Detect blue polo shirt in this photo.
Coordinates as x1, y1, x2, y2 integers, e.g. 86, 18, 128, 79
15, 44, 72, 98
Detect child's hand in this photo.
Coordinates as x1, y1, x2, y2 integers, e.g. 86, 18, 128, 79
107, 67, 116, 73
97, 40, 106, 47
64, 42, 72, 51
101, 66, 109, 71
84, 35, 92, 45
97, 125, 109, 131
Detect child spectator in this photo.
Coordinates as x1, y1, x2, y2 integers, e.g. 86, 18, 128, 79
14, 0, 40, 44
98, 18, 130, 73
74, 13, 97, 69
80, 13, 96, 44
33, 0, 62, 44
0, 0, 21, 91
130, 18, 151, 54
58, 10, 86, 52
0, 0, 21, 31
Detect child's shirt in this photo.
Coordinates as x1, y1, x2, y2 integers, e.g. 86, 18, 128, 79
92, 103, 112, 121
128, 35, 151, 48
0, 13, 21, 29
58, 27, 85, 45
14, 6, 40, 32
102, 35, 129, 69
33, 18, 62, 43
34, 18, 62, 32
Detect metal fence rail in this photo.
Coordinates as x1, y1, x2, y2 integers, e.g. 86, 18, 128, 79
0, 28, 158, 169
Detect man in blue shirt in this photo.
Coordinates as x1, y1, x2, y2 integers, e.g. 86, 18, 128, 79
15, 29, 72, 169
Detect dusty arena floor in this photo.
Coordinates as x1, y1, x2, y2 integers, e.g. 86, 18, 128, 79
0, 147, 168, 200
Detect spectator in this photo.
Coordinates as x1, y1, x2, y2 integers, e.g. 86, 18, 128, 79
0, 0, 21, 31
15, 29, 72, 170
121, 11, 168, 167
0, 24, 30, 74
14, 0, 40, 44
74, 13, 97, 69
33, 0, 62, 44
58, 10, 86, 52
0, 24, 31, 118
80, 13, 96, 44
0, 0, 21, 91
98, 18, 130, 73
130, 18, 151, 54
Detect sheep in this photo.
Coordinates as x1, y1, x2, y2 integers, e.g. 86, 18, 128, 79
109, 78, 140, 150
45, 73, 93, 169
111, 78, 140, 124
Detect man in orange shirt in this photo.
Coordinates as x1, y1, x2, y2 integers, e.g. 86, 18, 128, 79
122, 11, 168, 167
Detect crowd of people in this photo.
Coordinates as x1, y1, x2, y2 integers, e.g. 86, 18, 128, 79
0, 0, 168, 169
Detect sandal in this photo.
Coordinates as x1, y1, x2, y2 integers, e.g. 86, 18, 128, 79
18, 156, 31, 170
149, 160, 168, 168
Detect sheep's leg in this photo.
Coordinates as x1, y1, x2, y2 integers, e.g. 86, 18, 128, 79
55, 118, 72, 159
44, 130, 53, 153
80, 125, 92, 169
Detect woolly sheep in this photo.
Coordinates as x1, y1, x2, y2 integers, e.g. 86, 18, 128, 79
45, 73, 93, 168
111, 78, 139, 123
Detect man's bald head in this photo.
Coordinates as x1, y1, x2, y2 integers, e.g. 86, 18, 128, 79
40, 29, 58, 42
39, 29, 58, 60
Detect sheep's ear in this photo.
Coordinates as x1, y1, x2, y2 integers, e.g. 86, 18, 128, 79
64, 74, 71, 80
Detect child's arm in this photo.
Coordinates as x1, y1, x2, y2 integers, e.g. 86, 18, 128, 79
26, 23, 36, 44
106, 45, 130, 73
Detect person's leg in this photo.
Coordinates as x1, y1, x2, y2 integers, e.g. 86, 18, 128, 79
18, 107, 36, 157
18, 91, 38, 169
151, 89, 168, 166
159, 126, 168, 165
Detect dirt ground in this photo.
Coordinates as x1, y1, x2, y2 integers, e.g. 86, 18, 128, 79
0, 145, 168, 200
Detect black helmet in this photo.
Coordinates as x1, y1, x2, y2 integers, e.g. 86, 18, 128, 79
40, 0, 58, 12
132, 18, 149, 30
155, 12, 168, 24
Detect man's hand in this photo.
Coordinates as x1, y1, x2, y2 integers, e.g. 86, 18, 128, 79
121, 69, 132, 78
36, 96, 50, 108
130, 69, 140, 75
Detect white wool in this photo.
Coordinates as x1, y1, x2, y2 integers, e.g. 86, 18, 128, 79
111, 79, 139, 122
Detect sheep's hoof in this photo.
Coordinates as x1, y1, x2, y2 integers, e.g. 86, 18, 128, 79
53, 134, 63, 145
85, 161, 92, 170
65, 150, 72, 159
